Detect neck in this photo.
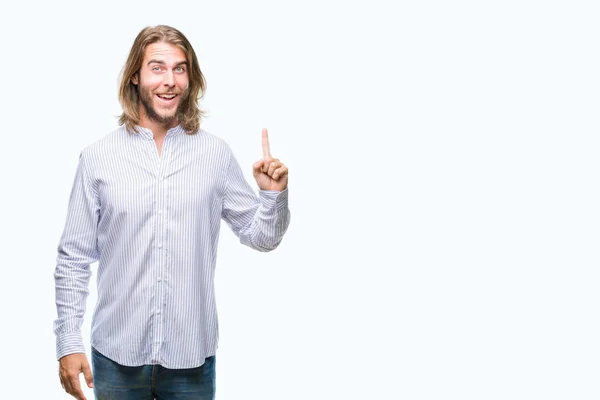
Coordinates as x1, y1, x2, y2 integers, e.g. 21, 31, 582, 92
138, 108, 179, 139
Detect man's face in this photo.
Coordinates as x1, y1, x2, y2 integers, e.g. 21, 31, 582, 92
133, 42, 190, 125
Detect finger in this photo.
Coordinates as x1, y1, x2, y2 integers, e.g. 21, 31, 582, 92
82, 360, 94, 388
63, 377, 75, 395
253, 159, 265, 176
267, 161, 281, 177
272, 165, 288, 180
262, 128, 272, 159
69, 376, 87, 400
60, 372, 73, 395
263, 158, 279, 173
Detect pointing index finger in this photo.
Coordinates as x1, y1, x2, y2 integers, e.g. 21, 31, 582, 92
262, 128, 272, 159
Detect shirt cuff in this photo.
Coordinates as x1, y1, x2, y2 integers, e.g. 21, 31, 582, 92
259, 188, 289, 211
56, 332, 86, 360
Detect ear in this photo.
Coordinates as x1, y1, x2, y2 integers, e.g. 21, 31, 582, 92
131, 73, 139, 85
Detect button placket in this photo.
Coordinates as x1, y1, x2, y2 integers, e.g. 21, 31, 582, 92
152, 135, 170, 360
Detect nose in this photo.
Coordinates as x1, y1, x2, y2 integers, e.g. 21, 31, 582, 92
163, 71, 175, 88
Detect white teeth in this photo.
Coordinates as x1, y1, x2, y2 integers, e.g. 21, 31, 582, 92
158, 94, 176, 99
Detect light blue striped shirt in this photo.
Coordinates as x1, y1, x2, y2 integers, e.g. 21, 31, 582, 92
54, 125, 290, 368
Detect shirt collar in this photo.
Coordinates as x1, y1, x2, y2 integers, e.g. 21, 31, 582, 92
132, 124, 185, 140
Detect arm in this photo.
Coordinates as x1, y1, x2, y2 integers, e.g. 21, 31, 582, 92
53, 150, 99, 360
221, 152, 290, 252
221, 128, 291, 251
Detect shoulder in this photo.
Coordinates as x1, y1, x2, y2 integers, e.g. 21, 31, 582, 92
186, 128, 235, 157
190, 128, 230, 147
80, 126, 130, 160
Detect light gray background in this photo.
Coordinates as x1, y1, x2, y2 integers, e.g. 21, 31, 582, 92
0, 0, 598, 399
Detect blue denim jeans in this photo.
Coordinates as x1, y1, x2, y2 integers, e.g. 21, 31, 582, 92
91, 347, 216, 400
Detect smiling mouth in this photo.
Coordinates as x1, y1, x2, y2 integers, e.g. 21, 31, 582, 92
157, 94, 177, 100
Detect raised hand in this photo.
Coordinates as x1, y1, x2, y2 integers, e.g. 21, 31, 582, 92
252, 128, 288, 191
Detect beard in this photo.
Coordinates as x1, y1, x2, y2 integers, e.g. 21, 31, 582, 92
138, 84, 190, 125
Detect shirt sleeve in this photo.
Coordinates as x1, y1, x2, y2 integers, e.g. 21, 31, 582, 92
221, 152, 291, 252
53, 150, 100, 360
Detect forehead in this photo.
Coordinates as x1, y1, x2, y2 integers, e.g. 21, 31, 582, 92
143, 42, 187, 62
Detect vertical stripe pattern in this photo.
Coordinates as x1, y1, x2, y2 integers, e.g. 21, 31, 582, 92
53, 125, 290, 368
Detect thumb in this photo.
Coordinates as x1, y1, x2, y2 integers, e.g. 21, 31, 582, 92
82, 359, 94, 388
252, 160, 264, 176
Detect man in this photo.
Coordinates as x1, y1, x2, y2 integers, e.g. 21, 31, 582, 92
54, 25, 290, 400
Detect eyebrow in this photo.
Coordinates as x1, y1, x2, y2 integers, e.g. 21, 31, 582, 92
147, 60, 188, 67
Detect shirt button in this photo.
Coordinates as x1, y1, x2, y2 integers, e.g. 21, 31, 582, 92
157, 244, 162, 249
157, 310, 161, 315
158, 277, 162, 282
158, 210, 163, 215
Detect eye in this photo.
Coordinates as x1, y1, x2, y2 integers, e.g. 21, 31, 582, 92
175, 66, 186, 73
152, 66, 162, 72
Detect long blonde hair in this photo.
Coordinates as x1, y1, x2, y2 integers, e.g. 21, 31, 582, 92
118, 25, 206, 134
